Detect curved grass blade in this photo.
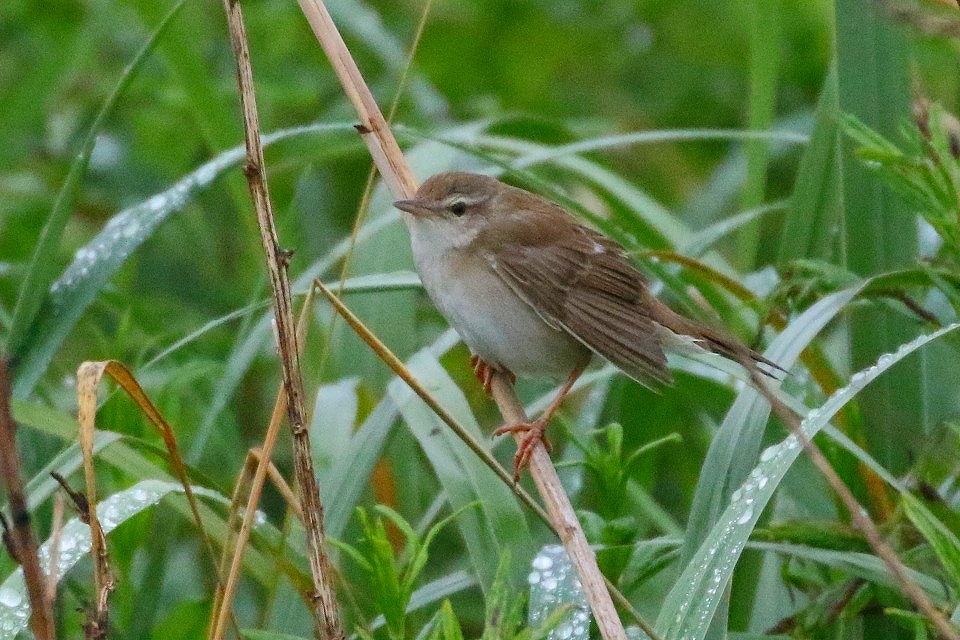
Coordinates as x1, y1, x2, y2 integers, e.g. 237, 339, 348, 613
185, 268, 419, 462
10, 400, 294, 587
682, 286, 863, 566
510, 129, 807, 172
13, 122, 356, 397
656, 321, 960, 640
747, 541, 952, 605
7, 0, 187, 360
0, 479, 232, 636
390, 350, 534, 589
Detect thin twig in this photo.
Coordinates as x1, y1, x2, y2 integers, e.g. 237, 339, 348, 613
210, 291, 315, 640
0, 358, 55, 640
313, 279, 659, 640
745, 363, 959, 640
292, 5, 629, 637
220, 2, 344, 639
488, 376, 629, 640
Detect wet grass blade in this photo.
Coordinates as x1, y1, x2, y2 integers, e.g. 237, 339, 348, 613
7, 0, 186, 361
657, 322, 960, 640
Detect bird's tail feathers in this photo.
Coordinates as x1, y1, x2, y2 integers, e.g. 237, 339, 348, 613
647, 298, 786, 379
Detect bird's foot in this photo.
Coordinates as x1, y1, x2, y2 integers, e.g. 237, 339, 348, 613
493, 417, 552, 482
469, 355, 515, 394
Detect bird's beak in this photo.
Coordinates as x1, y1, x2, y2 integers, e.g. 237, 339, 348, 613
393, 198, 430, 217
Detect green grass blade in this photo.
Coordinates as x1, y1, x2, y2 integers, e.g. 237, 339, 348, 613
683, 286, 862, 565
836, 0, 921, 473
12, 123, 354, 398
0, 479, 228, 635
390, 350, 535, 590
737, 0, 781, 271
778, 66, 841, 264
746, 541, 951, 605
322, 330, 459, 539
6, 0, 186, 360
657, 321, 960, 640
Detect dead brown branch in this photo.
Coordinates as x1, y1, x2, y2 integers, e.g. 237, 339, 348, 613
0, 358, 55, 639
220, 1, 344, 639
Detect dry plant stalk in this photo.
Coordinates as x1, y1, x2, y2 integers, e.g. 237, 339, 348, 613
211, 290, 315, 640
220, 1, 344, 639
293, 2, 628, 639
77, 362, 116, 639
0, 359, 55, 640
46, 493, 66, 610
75, 359, 240, 636
747, 368, 960, 640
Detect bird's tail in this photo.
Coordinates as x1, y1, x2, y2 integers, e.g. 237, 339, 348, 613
646, 297, 786, 378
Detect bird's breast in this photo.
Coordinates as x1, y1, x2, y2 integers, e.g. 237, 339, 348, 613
411, 243, 588, 380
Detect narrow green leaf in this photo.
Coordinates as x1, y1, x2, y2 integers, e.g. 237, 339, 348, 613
321, 330, 460, 540
778, 66, 842, 264
389, 350, 534, 589
746, 541, 951, 606
7, 0, 187, 360
836, 0, 920, 473
12, 123, 355, 397
657, 322, 960, 640
737, 0, 782, 270
902, 493, 960, 591
683, 286, 862, 566
0, 480, 231, 635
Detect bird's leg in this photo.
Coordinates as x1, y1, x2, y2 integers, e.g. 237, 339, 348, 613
494, 366, 584, 481
469, 355, 514, 394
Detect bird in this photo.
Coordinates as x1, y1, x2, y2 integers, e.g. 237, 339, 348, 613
393, 171, 782, 478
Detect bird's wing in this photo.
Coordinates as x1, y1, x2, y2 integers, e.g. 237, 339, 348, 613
485, 224, 671, 387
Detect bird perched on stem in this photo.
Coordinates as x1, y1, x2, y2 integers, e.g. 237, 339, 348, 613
395, 172, 782, 479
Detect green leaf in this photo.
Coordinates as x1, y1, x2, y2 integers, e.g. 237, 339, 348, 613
683, 286, 862, 566
6, 0, 187, 361
836, 0, 921, 474
902, 493, 960, 591
778, 66, 842, 264
0, 479, 235, 635
389, 349, 534, 590
240, 631, 310, 640
657, 321, 960, 640
12, 122, 356, 397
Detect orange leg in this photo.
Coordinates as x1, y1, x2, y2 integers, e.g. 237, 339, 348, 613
493, 366, 585, 481
469, 355, 514, 394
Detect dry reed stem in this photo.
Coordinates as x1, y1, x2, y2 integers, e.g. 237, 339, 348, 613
75, 360, 233, 631
293, 2, 628, 638
210, 290, 316, 640
220, 2, 343, 639
76, 362, 116, 639
0, 359, 55, 640
313, 283, 660, 640
746, 366, 959, 640
208, 290, 319, 640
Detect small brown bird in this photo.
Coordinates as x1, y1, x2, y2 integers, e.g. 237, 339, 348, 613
394, 172, 781, 477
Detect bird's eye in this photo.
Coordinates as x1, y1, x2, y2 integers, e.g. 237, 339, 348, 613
450, 201, 466, 216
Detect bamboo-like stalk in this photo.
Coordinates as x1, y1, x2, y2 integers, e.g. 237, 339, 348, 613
0, 359, 55, 640
293, 2, 628, 639
220, 1, 344, 639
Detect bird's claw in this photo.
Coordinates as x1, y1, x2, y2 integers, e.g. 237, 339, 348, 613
494, 418, 551, 481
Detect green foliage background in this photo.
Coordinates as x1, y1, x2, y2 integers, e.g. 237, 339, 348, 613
1, 0, 960, 639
